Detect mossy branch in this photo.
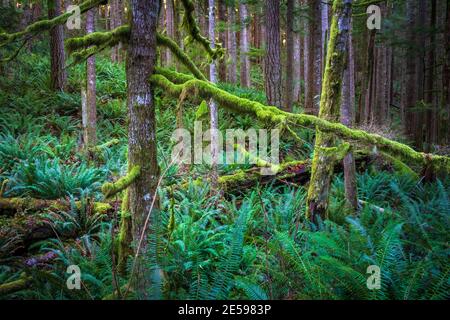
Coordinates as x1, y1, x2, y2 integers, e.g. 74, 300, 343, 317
180, 0, 224, 61
65, 26, 207, 81
88, 139, 120, 153
0, 0, 106, 47
156, 33, 208, 81
101, 166, 141, 199
150, 69, 450, 174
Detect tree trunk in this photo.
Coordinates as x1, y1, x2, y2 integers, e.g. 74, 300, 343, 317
83, 8, 97, 153
284, 0, 295, 111
227, 1, 237, 83
208, 0, 220, 190
341, 21, 357, 211
306, 0, 352, 223
240, 3, 251, 88
218, 0, 227, 81
304, 0, 320, 114
48, 0, 67, 91
110, 0, 123, 63
425, 0, 437, 152
165, 0, 176, 66
126, 0, 161, 298
264, 0, 282, 108
293, 0, 302, 105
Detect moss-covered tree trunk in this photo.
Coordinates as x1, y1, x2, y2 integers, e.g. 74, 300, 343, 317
48, 0, 67, 91
126, 0, 161, 299
306, 0, 352, 223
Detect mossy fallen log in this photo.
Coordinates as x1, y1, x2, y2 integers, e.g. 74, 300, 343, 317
150, 69, 450, 175
0, 197, 112, 216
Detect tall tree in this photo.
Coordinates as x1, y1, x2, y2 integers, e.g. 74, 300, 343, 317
306, 0, 352, 223
126, 0, 161, 298
165, 0, 176, 66
292, 0, 301, 104
82, 8, 97, 152
48, 0, 67, 91
208, 0, 220, 189
110, 0, 123, 63
264, 0, 282, 108
304, 0, 321, 113
284, 0, 295, 111
240, 1, 251, 88
217, 0, 227, 81
340, 20, 357, 211
227, 0, 237, 83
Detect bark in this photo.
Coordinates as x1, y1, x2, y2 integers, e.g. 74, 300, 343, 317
284, 0, 295, 112
240, 3, 251, 88
208, 0, 219, 190
126, 0, 161, 298
306, 0, 352, 223
83, 8, 97, 152
227, 1, 237, 83
264, 0, 282, 108
48, 0, 67, 91
321, 0, 329, 77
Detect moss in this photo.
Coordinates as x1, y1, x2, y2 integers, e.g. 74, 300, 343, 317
151, 68, 450, 174
0, 0, 105, 47
179, 0, 224, 61
117, 190, 131, 275
102, 165, 141, 199
156, 34, 208, 81
89, 139, 120, 153
66, 25, 130, 53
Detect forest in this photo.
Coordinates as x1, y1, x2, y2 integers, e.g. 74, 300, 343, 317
0, 0, 448, 301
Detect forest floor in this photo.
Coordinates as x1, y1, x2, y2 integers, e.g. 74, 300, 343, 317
0, 51, 449, 300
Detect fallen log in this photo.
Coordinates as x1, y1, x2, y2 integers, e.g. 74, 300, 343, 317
0, 197, 112, 216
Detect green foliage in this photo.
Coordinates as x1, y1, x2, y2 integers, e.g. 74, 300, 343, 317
4, 157, 105, 200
